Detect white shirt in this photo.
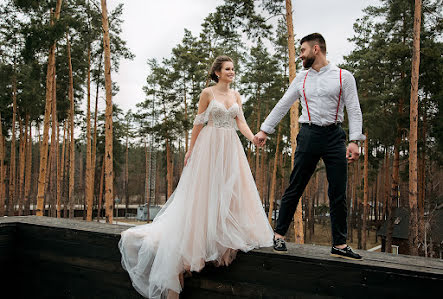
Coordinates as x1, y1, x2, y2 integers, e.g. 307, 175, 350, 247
261, 63, 366, 141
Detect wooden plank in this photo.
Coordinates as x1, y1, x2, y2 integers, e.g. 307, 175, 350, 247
1, 216, 442, 299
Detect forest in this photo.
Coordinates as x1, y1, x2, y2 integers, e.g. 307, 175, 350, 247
0, 0, 442, 257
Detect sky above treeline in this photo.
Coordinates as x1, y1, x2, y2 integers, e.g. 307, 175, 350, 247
107, 0, 380, 113
1, 0, 381, 114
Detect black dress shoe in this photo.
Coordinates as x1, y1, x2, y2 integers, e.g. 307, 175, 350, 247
330, 245, 362, 260
273, 237, 288, 253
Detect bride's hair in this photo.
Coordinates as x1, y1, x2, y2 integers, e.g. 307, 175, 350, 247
209, 56, 233, 83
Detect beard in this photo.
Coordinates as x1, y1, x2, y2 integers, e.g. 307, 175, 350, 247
303, 53, 315, 69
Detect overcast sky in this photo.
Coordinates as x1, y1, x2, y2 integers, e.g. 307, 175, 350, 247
101, 0, 380, 114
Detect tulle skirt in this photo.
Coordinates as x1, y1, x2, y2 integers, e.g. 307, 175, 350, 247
119, 125, 274, 298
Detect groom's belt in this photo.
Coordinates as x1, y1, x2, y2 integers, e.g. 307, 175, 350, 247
300, 122, 342, 129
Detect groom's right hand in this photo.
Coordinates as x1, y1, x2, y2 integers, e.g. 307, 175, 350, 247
254, 131, 268, 147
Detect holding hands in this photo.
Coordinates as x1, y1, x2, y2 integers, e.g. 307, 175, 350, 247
253, 131, 268, 147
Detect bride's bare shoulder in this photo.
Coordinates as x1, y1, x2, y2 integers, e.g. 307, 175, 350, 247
233, 90, 242, 104
199, 88, 213, 102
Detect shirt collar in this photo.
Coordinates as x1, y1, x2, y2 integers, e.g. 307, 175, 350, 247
309, 62, 334, 73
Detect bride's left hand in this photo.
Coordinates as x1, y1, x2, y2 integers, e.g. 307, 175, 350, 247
184, 150, 192, 166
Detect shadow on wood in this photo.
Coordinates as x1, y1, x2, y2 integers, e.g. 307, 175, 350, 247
0, 216, 441, 298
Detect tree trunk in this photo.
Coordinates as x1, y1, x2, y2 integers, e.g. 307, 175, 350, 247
386, 138, 401, 252
97, 157, 105, 222
260, 145, 266, 204
418, 100, 427, 247
362, 131, 369, 250
0, 112, 5, 216
247, 144, 252, 170
66, 32, 75, 219
166, 139, 173, 198
145, 142, 150, 222
124, 117, 129, 213
285, 0, 303, 243
91, 53, 102, 220
268, 125, 281, 225
85, 47, 94, 221
49, 66, 58, 217
57, 122, 66, 218
63, 125, 70, 218
8, 73, 17, 216
408, 0, 421, 256
184, 85, 189, 153
24, 120, 32, 216
356, 159, 362, 249
255, 97, 262, 202
36, 0, 63, 217
17, 118, 24, 216
101, 0, 114, 223
383, 150, 390, 222
18, 116, 29, 216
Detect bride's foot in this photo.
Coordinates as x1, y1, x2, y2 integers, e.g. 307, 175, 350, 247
166, 273, 185, 299
167, 290, 179, 299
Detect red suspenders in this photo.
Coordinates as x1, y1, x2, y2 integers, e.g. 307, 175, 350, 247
302, 68, 342, 125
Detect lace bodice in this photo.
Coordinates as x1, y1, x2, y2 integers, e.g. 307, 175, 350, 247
193, 99, 246, 129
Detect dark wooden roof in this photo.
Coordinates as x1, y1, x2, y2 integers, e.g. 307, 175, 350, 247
377, 207, 443, 243
1, 216, 442, 298
377, 207, 410, 239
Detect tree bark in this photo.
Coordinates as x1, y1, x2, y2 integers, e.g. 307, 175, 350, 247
408, 0, 421, 256
97, 157, 105, 222
124, 117, 129, 213
386, 138, 401, 252
49, 66, 58, 217
255, 97, 262, 202
36, 0, 63, 217
166, 139, 173, 198
8, 73, 17, 216
362, 131, 369, 250
101, 0, 114, 223
57, 122, 66, 218
184, 85, 189, 153
18, 116, 28, 216
86, 47, 93, 221
91, 53, 102, 220
0, 112, 5, 216
383, 149, 390, 222
66, 32, 75, 219
356, 159, 362, 249
268, 125, 281, 225
418, 100, 426, 247
145, 142, 150, 222
24, 120, 32, 216
285, 0, 303, 243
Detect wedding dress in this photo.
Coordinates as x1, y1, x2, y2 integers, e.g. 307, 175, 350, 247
119, 91, 273, 298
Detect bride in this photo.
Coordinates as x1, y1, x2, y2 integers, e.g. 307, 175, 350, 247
119, 55, 273, 298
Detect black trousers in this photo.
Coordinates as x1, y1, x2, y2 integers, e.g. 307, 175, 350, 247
275, 123, 348, 246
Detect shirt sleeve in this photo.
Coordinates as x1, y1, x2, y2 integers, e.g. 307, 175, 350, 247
260, 76, 301, 134
342, 70, 366, 141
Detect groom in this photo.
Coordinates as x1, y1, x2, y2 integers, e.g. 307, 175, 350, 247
254, 33, 364, 260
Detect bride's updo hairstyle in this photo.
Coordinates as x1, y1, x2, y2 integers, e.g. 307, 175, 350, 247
209, 55, 233, 83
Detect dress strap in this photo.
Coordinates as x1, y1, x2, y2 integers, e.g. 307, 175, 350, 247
210, 87, 216, 100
